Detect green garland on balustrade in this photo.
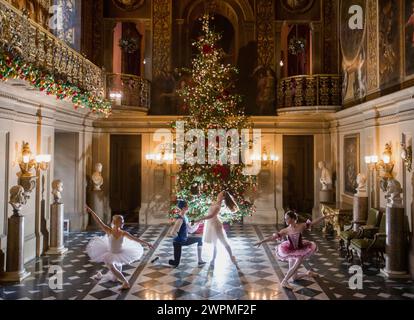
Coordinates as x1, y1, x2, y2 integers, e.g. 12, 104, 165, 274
0, 50, 112, 117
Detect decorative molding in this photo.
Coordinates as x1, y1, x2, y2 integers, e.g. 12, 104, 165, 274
322, 0, 339, 74
367, 0, 379, 92
256, 0, 275, 68
112, 0, 145, 11
152, 0, 172, 79
92, 0, 104, 67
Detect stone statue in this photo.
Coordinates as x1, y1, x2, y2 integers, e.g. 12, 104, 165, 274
91, 163, 104, 191
52, 180, 63, 204
318, 161, 332, 191
9, 185, 26, 212
386, 178, 403, 208
355, 173, 368, 197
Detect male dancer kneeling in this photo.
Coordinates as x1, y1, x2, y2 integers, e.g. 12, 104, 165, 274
168, 200, 206, 268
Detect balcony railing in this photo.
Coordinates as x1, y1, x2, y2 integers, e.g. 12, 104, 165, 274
277, 74, 341, 109
106, 73, 150, 110
0, 0, 104, 98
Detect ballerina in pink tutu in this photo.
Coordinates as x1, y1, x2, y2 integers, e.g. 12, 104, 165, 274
85, 206, 154, 290
255, 210, 333, 290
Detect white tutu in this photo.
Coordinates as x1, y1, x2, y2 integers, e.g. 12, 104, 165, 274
86, 234, 144, 266
203, 217, 229, 245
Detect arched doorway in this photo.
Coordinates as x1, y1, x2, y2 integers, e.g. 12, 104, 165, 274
112, 21, 144, 76
281, 23, 312, 77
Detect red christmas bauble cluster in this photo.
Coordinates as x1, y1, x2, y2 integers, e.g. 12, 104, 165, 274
212, 164, 230, 180
202, 44, 214, 55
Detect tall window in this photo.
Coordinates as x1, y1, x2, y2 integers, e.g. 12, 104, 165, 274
50, 0, 82, 51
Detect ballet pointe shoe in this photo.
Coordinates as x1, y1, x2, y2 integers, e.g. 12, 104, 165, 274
281, 281, 294, 290
307, 270, 319, 278
119, 282, 131, 291
92, 271, 103, 280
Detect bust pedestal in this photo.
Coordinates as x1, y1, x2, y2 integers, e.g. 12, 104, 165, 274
89, 190, 106, 229
353, 196, 368, 231
319, 189, 333, 203
46, 203, 68, 255
0, 212, 30, 283
381, 207, 409, 278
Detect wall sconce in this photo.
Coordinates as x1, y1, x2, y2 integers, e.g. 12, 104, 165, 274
109, 91, 122, 105
280, 51, 285, 67
365, 143, 394, 192
250, 147, 279, 168
401, 142, 412, 172
18, 142, 51, 198
146, 146, 174, 166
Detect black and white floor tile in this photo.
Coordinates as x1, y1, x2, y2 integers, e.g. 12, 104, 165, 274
1, 224, 413, 300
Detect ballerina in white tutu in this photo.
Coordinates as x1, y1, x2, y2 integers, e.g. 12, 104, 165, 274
192, 191, 238, 264
85, 206, 154, 290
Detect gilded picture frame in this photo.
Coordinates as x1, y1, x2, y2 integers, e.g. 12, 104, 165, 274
344, 133, 360, 196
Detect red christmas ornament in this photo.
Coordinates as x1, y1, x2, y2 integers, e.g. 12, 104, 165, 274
202, 44, 213, 55
212, 164, 230, 181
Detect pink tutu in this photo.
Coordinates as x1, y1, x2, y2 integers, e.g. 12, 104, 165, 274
276, 239, 317, 262
86, 235, 144, 266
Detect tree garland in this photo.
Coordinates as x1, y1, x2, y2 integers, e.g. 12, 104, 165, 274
0, 50, 112, 117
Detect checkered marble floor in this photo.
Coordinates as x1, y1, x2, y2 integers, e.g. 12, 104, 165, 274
1, 224, 414, 300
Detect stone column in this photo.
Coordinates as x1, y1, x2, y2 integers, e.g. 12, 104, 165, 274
353, 173, 369, 231
46, 203, 68, 255
381, 179, 409, 278
353, 196, 368, 231
310, 22, 322, 74
0, 209, 30, 283
89, 191, 105, 229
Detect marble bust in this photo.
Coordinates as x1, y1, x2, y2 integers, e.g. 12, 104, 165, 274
386, 179, 403, 208
318, 161, 332, 191
355, 173, 368, 197
9, 185, 26, 212
52, 180, 63, 204
91, 163, 104, 191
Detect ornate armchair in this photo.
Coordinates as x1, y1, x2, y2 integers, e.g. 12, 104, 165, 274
348, 213, 386, 267
338, 208, 382, 257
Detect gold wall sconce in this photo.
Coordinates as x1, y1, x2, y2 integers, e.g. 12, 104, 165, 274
401, 142, 412, 172
250, 147, 280, 168
18, 142, 51, 198
145, 145, 174, 166
365, 143, 394, 192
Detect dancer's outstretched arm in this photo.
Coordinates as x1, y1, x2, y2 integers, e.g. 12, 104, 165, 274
254, 229, 286, 247
308, 213, 335, 227
193, 206, 220, 224
124, 231, 154, 250
85, 206, 111, 234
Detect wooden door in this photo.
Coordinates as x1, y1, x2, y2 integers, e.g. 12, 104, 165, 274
110, 135, 141, 223
283, 135, 314, 215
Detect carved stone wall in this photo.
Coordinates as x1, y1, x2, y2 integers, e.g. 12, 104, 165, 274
256, 0, 275, 69
152, 0, 172, 79
6, 0, 49, 28
322, 0, 339, 74
367, 0, 379, 93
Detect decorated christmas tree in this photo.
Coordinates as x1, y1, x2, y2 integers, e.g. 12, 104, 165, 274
171, 15, 257, 223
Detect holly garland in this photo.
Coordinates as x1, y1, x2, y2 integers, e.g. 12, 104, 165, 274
170, 15, 257, 224
0, 50, 112, 117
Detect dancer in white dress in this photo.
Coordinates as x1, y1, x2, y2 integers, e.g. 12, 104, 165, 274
85, 206, 154, 290
193, 191, 239, 264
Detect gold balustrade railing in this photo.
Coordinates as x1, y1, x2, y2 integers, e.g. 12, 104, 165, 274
277, 74, 342, 108
0, 0, 105, 98
106, 73, 150, 110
